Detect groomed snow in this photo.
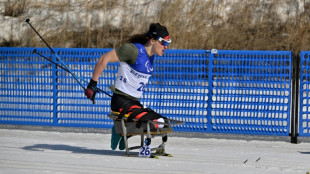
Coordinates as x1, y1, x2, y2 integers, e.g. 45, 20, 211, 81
0, 128, 309, 174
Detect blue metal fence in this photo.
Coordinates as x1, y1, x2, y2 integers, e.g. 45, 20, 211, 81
141, 49, 210, 132
0, 47, 114, 128
210, 51, 292, 136
0, 47, 295, 137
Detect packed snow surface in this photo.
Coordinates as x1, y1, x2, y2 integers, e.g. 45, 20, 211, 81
0, 128, 309, 174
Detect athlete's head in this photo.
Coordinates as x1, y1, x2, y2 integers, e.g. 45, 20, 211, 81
128, 23, 171, 56
147, 23, 171, 56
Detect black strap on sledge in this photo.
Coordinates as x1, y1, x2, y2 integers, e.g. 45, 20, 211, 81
116, 99, 166, 128
135, 108, 166, 128
127, 108, 145, 121
118, 100, 143, 119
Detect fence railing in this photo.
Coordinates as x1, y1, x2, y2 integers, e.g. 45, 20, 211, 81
1, 47, 309, 141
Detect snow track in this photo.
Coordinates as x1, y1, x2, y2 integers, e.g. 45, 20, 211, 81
0, 128, 309, 174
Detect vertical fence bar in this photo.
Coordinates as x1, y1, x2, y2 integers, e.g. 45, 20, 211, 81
298, 52, 310, 137
206, 51, 215, 132
52, 54, 58, 125
290, 53, 299, 143
295, 53, 301, 141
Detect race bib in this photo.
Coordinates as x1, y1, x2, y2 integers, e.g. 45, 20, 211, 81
139, 145, 151, 158
115, 62, 151, 98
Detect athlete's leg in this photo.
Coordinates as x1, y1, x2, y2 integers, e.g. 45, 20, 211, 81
110, 94, 126, 150
110, 125, 122, 150
110, 94, 141, 150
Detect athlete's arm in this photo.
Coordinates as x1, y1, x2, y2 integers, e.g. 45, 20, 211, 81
91, 49, 119, 82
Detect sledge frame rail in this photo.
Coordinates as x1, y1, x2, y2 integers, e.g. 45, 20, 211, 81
108, 112, 185, 156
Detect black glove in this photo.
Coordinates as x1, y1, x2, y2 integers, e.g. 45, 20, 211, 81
85, 79, 98, 104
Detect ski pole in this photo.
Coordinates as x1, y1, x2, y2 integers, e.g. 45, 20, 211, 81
33, 49, 88, 84
33, 49, 86, 90
26, 19, 112, 97
25, 19, 55, 54
25, 19, 82, 84
33, 49, 112, 97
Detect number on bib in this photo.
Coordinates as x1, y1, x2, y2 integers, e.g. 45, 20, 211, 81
119, 76, 127, 83
137, 82, 146, 91
139, 145, 151, 158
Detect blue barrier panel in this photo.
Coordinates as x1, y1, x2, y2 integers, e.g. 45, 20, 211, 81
50, 48, 114, 128
0, 47, 292, 136
209, 50, 291, 135
299, 51, 310, 136
0, 47, 53, 125
0, 47, 114, 128
141, 49, 210, 132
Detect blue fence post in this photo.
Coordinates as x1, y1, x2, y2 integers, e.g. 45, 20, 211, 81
206, 50, 215, 132
52, 53, 58, 126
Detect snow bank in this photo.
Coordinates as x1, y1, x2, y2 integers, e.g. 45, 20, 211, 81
0, 0, 306, 45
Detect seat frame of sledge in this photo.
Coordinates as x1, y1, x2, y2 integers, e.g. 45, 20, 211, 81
108, 111, 184, 156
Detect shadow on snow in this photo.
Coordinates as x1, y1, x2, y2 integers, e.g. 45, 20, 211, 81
22, 144, 137, 157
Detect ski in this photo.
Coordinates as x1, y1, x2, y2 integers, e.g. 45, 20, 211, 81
148, 153, 172, 159
158, 153, 173, 157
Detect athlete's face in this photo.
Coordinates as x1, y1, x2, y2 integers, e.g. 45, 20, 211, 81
154, 39, 168, 56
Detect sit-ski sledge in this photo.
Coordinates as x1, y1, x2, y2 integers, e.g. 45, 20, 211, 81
108, 111, 185, 158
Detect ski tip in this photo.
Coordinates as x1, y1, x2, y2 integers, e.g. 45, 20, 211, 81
164, 153, 173, 157
150, 155, 159, 159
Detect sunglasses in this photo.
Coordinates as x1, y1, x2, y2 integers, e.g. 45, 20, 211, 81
157, 37, 171, 46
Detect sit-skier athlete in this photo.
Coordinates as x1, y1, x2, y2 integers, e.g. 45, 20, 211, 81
85, 23, 171, 151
